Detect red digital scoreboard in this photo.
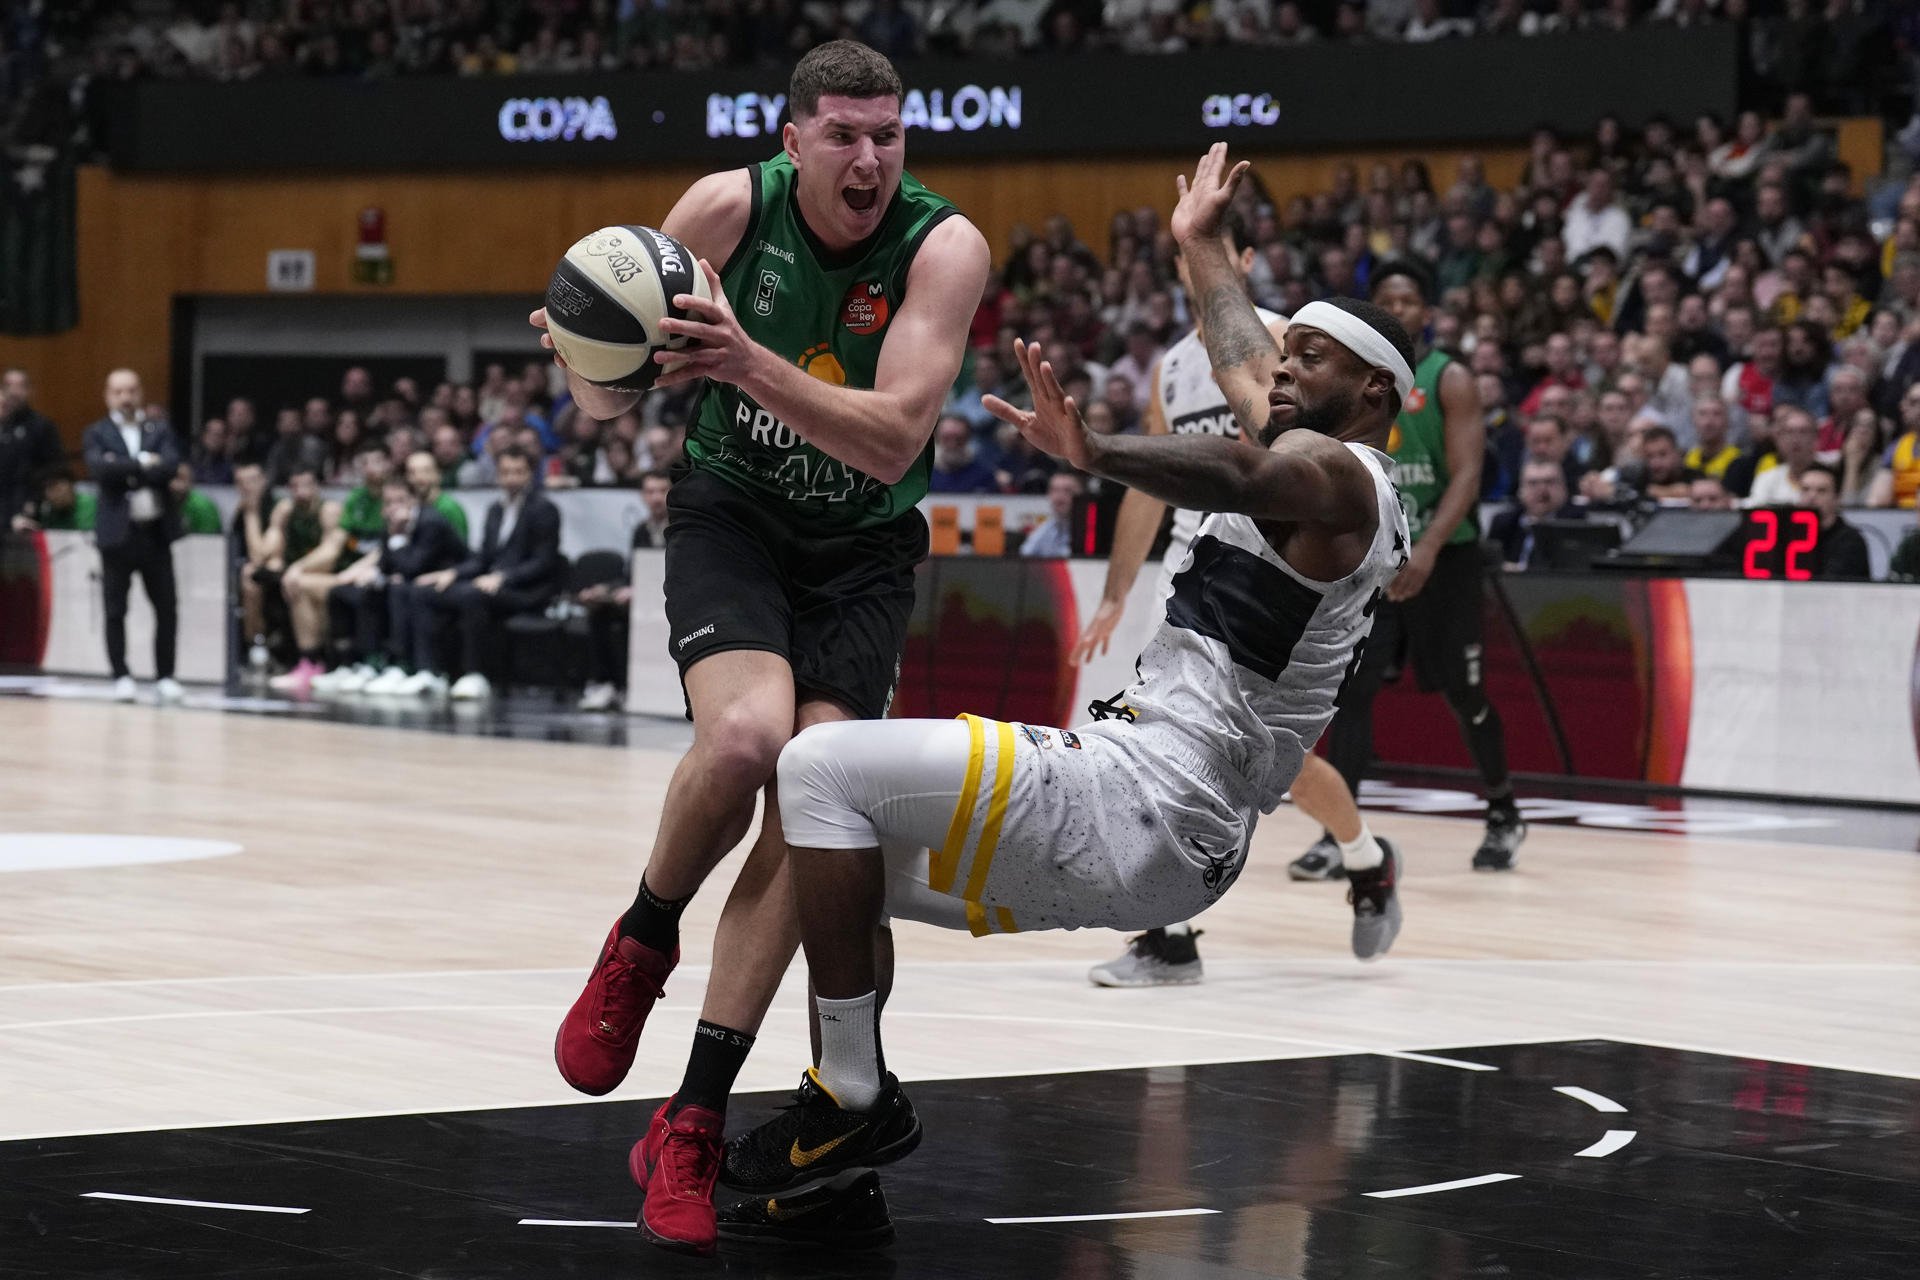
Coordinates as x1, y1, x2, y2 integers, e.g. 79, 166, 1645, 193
1737, 507, 1820, 581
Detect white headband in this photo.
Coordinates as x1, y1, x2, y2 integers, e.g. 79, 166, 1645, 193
1288, 301, 1415, 402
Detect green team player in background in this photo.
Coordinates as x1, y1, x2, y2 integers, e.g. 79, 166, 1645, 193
530, 39, 990, 1255
1300, 258, 1528, 881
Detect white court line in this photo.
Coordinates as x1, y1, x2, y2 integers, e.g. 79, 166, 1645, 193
988, 1208, 1220, 1225
519, 1218, 634, 1229
0, 1003, 558, 1033
893, 1012, 1499, 1072
1363, 1173, 1521, 1199
82, 1192, 309, 1215
3, 958, 1911, 997
1554, 1086, 1628, 1114
1574, 1129, 1636, 1158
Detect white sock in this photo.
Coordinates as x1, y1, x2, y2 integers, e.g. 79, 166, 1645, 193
1162, 920, 1194, 937
1337, 823, 1383, 871
814, 992, 882, 1111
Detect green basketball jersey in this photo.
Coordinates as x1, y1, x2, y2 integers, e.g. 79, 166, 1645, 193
1388, 349, 1478, 546
686, 154, 958, 533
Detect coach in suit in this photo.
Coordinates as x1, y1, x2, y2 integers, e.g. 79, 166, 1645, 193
82, 369, 183, 702
415, 445, 561, 698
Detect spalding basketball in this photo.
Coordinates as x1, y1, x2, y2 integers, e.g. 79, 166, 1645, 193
543, 225, 711, 393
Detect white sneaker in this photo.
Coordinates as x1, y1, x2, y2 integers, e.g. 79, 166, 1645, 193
333, 664, 377, 693
308, 666, 351, 694
577, 682, 616, 711
398, 670, 448, 697
449, 672, 492, 701
362, 667, 410, 695
112, 676, 138, 703
155, 677, 185, 704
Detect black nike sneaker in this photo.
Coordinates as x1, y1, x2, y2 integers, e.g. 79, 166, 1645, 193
1346, 837, 1403, 961
716, 1167, 895, 1249
721, 1069, 922, 1194
1473, 809, 1527, 872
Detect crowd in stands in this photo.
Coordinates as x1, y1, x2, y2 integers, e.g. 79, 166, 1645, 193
3, 2, 1913, 157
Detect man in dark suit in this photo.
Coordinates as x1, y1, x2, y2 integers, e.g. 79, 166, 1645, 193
1489, 459, 1583, 571
413, 446, 562, 699
2, 367, 64, 529
82, 369, 183, 703
316, 476, 469, 693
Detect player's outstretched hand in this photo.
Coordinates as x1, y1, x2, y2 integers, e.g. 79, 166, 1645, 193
654, 260, 743, 389
1171, 143, 1251, 248
983, 339, 1093, 470
1070, 596, 1125, 664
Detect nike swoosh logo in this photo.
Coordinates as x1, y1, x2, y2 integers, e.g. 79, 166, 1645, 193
790, 1128, 863, 1168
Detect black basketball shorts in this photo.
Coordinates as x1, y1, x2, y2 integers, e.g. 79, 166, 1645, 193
1374, 540, 1488, 695
661, 468, 929, 721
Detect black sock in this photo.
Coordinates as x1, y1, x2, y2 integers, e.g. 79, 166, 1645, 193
676, 1020, 756, 1113
300, 647, 324, 664
618, 875, 691, 951
1487, 787, 1519, 825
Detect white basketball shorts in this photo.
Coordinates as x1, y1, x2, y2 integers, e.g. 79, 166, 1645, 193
777, 714, 1258, 936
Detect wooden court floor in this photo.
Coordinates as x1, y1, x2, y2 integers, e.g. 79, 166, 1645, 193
3, 697, 1918, 1147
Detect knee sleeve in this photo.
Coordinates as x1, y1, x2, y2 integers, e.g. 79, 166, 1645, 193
777, 722, 875, 850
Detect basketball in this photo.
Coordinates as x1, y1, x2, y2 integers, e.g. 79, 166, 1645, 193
542, 224, 710, 394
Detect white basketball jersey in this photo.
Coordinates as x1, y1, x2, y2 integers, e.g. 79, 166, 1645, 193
1153, 308, 1284, 595
1123, 443, 1410, 813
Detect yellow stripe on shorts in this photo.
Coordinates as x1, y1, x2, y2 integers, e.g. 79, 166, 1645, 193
994, 907, 1018, 935
932, 714, 987, 894
964, 720, 1019, 905
965, 900, 990, 937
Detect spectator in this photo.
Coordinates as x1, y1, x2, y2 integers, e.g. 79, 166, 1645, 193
1523, 413, 1586, 493
1519, 332, 1586, 415
578, 470, 673, 713
1, 367, 64, 526
1774, 321, 1833, 418
1563, 169, 1632, 264
1105, 327, 1162, 413
170, 463, 222, 535
325, 410, 367, 485
414, 447, 563, 701
1797, 462, 1869, 579
405, 449, 471, 542
638, 422, 685, 473
319, 476, 467, 695
265, 405, 327, 485
16, 467, 96, 532
1625, 425, 1702, 502
929, 415, 998, 493
1722, 324, 1783, 420
1837, 407, 1883, 506
1019, 472, 1083, 558
1818, 364, 1871, 454
1490, 459, 1581, 570
1689, 474, 1736, 510
1747, 406, 1820, 505
1685, 396, 1742, 480
83, 369, 183, 704
226, 397, 260, 461
192, 418, 236, 485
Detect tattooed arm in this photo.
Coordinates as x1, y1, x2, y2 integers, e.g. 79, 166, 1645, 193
1170, 144, 1281, 438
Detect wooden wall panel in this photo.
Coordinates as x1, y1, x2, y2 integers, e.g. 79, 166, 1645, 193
0, 144, 1548, 444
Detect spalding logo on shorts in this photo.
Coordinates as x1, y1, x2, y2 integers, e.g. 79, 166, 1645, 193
841, 282, 889, 336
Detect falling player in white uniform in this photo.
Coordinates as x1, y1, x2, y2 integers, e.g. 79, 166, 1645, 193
1076, 212, 1406, 988
712, 145, 1412, 1204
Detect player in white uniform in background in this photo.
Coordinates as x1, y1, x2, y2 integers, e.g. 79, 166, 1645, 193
1076, 214, 1402, 988
711, 146, 1411, 1211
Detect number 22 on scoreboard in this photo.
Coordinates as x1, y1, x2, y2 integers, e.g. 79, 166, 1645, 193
1743, 509, 1818, 580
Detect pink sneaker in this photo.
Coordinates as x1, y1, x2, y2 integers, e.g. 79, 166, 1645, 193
268, 658, 321, 696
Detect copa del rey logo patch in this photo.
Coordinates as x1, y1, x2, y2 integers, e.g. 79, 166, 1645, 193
840, 281, 889, 335
1403, 387, 1428, 413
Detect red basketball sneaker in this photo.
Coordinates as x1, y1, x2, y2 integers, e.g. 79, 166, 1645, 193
631, 1097, 725, 1256
553, 922, 677, 1096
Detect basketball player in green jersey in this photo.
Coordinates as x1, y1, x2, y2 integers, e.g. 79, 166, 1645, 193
1300, 258, 1527, 877
530, 41, 990, 1255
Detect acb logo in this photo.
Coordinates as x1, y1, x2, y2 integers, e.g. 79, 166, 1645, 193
840, 282, 889, 336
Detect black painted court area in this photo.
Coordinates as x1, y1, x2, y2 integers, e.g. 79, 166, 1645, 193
6, 1041, 1914, 1279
